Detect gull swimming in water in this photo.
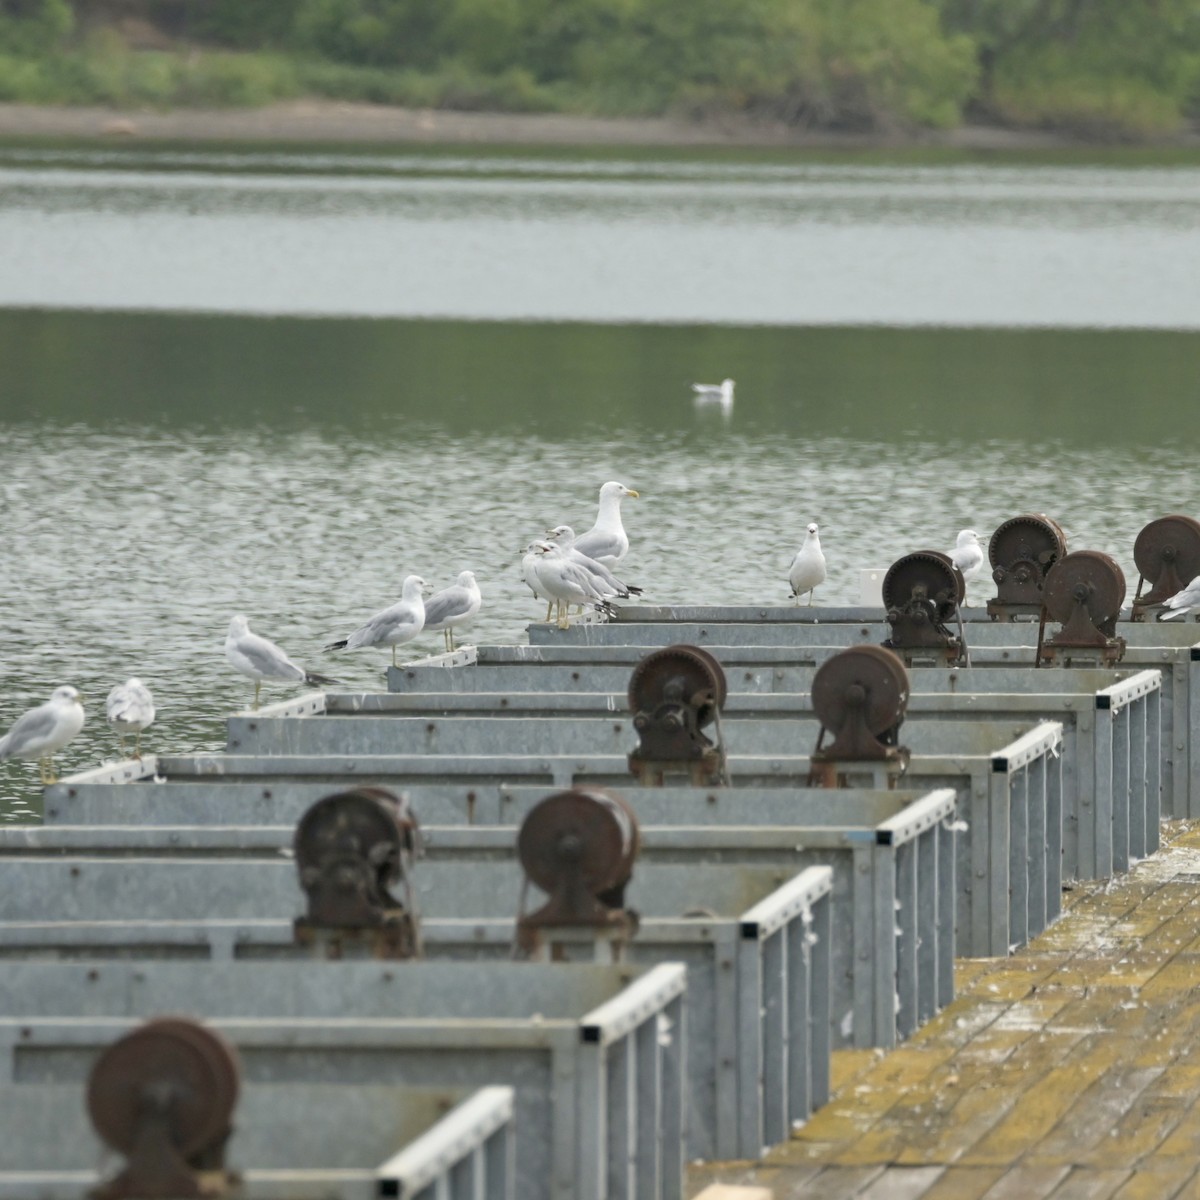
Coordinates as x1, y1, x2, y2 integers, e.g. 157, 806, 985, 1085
948, 529, 985, 586
0, 686, 86, 784
325, 575, 428, 667
422, 570, 482, 653
226, 615, 340, 709
571, 481, 639, 568
788, 522, 827, 605
543, 526, 643, 602
105, 677, 155, 758
1157, 575, 1200, 621
531, 542, 617, 629
691, 378, 734, 410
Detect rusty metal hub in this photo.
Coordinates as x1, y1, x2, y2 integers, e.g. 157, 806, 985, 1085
516, 787, 640, 958
627, 644, 728, 786
881, 550, 967, 664
810, 646, 910, 784
1038, 550, 1127, 666
293, 786, 422, 959
88, 1017, 240, 1199
1132, 515, 1200, 616
987, 514, 1068, 620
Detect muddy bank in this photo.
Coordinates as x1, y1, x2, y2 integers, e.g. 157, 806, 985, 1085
5, 99, 1193, 150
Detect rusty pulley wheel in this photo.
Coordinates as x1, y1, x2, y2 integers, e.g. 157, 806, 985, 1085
811, 646, 909, 737
1042, 550, 1127, 626
988, 514, 1068, 578
87, 1017, 241, 1160
626, 644, 727, 727
518, 788, 640, 900
294, 787, 411, 888
1134, 516, 1200, 588
882, 550, 964, 622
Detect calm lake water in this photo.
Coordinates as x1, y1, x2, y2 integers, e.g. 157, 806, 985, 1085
2, 141, 1200, 816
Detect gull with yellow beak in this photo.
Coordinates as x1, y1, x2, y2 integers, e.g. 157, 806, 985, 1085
0, 686, 86, 784
571, 481, 639, 568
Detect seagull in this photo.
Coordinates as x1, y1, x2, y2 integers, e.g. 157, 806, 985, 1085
571, 481, 639, 568
325, 575, 428, 667
105, 678, 155, 758
422, 570, 482, 653
0, 686, 86, 784
691, 378, 734, 410
226, 615, 340, 709
948, 529, 985, 586
1157, 575, 1200, 621
543, 525, 643, 602
531, 542, 617, 629
522, 541, 555, 622
788, 522, 827, 605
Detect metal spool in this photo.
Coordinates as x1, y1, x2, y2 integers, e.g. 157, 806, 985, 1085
1132, 515, 1200, 609
626, 644, 727, 726
810, 646, 910, 780
882, 550, 964, 622
988, 513, 1069, 615
627, 644, 728, 786
516, 788, 641, 956
293, 787, 421, 957
88, 1017, 240, 1199
1039, 550, 1128, 665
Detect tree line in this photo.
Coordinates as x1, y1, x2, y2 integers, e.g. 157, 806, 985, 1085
2, 0, 1198, 138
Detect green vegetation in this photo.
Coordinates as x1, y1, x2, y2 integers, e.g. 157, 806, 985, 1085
1, 0, 1198, 139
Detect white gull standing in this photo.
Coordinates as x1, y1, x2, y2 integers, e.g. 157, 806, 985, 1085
948, 529, 985, 587
543, 525, 643, 602
532, 542, 617, 629
325, 575, 428, 667
226, 615, 340, 709
422, 570, 482, 653
105, 677, 155, 758
788, 522, 827, 605
0, 686, 86, 784
571, 481, 639, 568
1157, 575, 1200, 621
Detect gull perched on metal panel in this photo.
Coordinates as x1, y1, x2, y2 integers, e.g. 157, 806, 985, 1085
788, 522, 827, 605
325, 575, 428, 667
422, 570, 482, 653
105, 677, 155, 758
1158, 574, 1200, 621
0, 686, 85, 784
948, 529, 986, 585
571, 481, 639, 568
227, 615, 340, 709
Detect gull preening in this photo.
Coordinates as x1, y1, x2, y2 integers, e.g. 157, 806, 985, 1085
948, 529, 985, 586
0, 686, 86, 784
788, 522, 827, 605
423, 570, 482, 653
1157, 575, 1200, 622
544, 525, 643, 602
105, 677, 155, 758
226, 615, 340, 709
326, 575, 428, 667
571, 481, 639, 568
530, 541, 618, 629
692, 378, 735, 410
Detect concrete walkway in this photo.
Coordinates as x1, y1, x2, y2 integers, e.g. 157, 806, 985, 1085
689, 820, 1200, 1199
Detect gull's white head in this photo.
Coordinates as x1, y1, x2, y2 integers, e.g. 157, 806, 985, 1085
50, 686, 82, 706
806, 522, 819, 536
532, 541, 559, 556
402, 575, 428, 597
545, 525, 575, 544
956, 529, 980, 546
600, 481, 639, 501
228, 614, 250, 637
456, 570, 477, 588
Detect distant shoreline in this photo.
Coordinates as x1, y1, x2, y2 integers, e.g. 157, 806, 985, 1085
3, 100, 1199, 151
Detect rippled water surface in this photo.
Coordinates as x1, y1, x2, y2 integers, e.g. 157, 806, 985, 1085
2, 143, 1199, 816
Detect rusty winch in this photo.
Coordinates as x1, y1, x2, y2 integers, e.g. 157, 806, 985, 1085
515, 787, 640, 961
809, 645, 910, 787
987, 513, 1069, 621
627, 644, 728, 786
881, 550, 968, 666
1130, 515, 1200, 620
293, 785, 422, 959
88, 1017, 241, 1199
1036, 550, 1127, 667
